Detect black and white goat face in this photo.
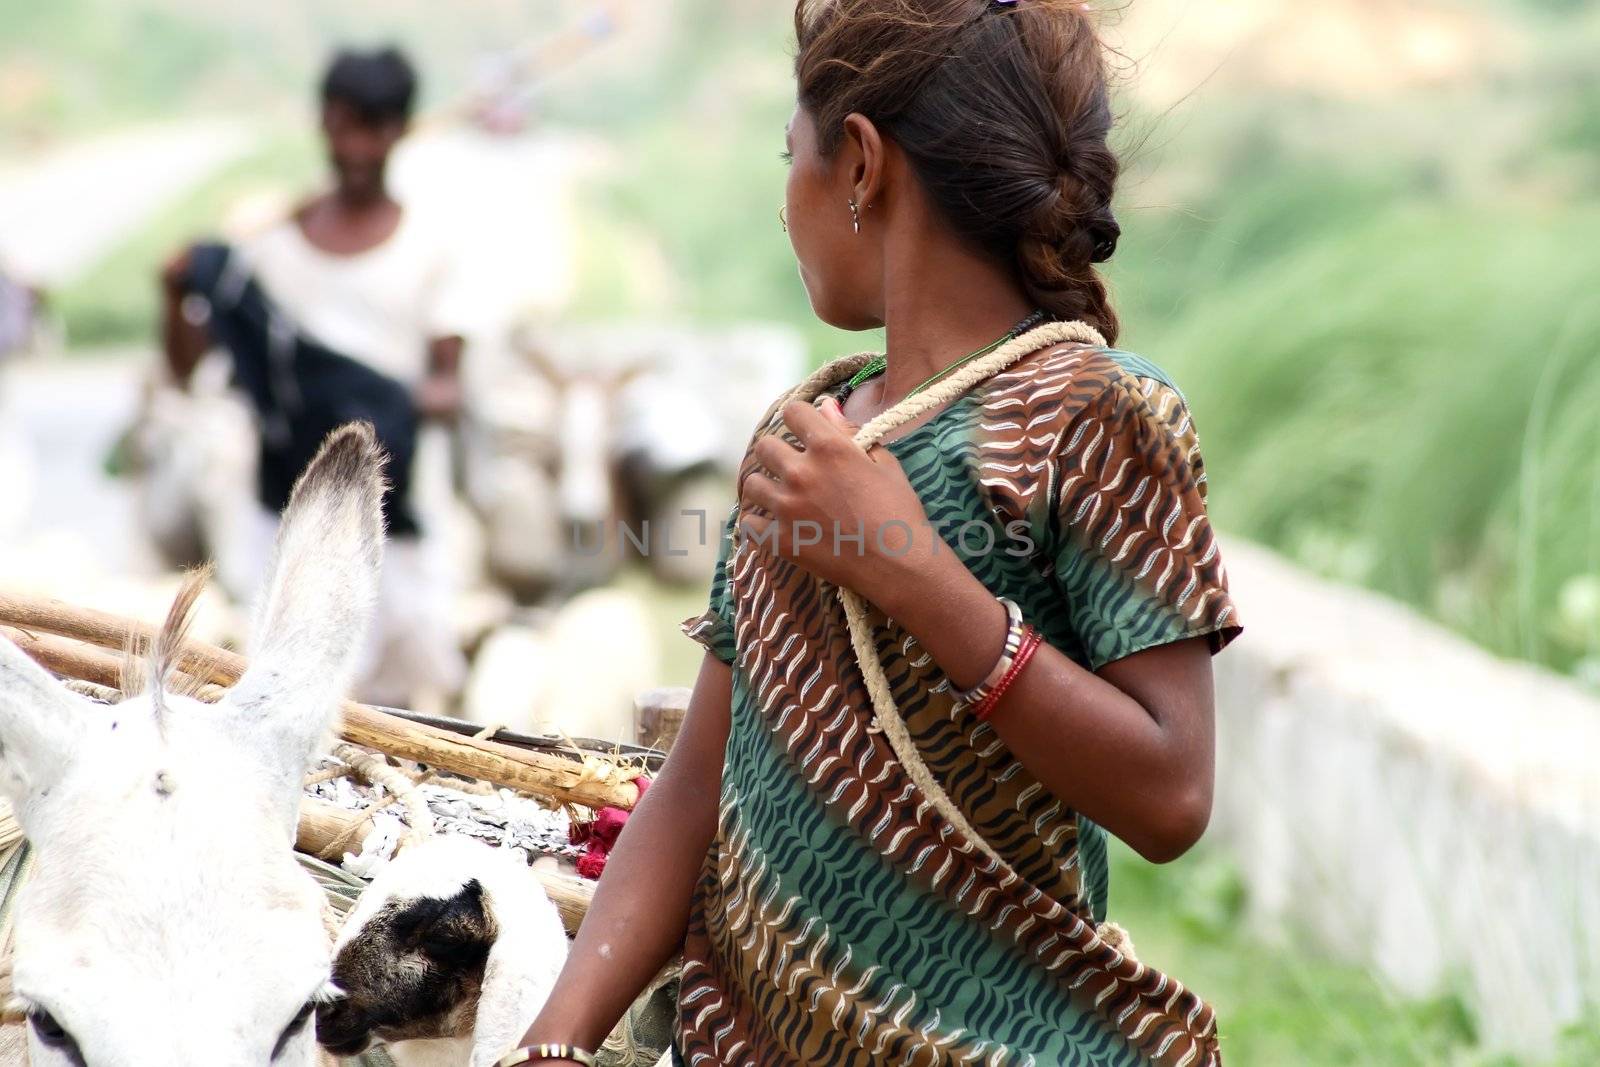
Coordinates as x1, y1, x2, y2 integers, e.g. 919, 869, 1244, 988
0, 424, 386, 1067
317, 835, 568, 1067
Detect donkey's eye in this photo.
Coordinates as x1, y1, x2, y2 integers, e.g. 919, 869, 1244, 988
29, 1010, 85, 1064
271, 1001, 315, 1060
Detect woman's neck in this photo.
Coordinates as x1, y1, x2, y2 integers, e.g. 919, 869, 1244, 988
878, 246, 1034, 407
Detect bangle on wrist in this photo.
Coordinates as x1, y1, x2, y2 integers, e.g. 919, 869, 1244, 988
496, 1044, 598, 1067
973, 625, 1043, 722
952, 597, 1025, 712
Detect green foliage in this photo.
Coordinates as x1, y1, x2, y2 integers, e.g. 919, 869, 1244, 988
1108, 838, 1488, 1066
1116, 177, 1600, 675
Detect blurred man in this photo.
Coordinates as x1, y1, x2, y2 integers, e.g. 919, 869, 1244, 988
160, 46, 468, 711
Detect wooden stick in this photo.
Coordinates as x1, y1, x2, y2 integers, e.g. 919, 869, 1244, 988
299, 795, 373, 862
0, 592, 226, 684
1, 626, 125, 690
0, 595, 641, 811
297, 796, 594, 935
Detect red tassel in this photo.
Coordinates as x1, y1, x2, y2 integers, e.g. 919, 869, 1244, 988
572, 776, 655, 880
575, 849, 608, 880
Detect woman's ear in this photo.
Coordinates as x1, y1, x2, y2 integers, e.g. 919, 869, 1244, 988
841, 112, 887, 214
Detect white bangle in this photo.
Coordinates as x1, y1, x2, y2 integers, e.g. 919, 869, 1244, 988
952, 597, 1025, 711
496, 1044, 598, 1067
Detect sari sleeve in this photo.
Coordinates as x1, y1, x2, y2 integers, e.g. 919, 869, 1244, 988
1049, 371, 1242, 672
679, 503, 740, 666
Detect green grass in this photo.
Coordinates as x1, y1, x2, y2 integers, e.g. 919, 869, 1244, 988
1108, 838, 1473, 1065
1115, 187, 1600, 680
1107, 838, 1600, 1066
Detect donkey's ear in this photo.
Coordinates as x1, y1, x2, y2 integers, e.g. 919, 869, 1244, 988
0, 635, 92, 822
223, 423, 386, 825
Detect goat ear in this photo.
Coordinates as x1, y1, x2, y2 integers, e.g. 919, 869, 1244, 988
0, 635, 92, 823
223, 423, 386, 826
468, 891, 564, 1067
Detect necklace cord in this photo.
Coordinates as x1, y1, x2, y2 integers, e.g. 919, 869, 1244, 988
843, 310, 1046, 398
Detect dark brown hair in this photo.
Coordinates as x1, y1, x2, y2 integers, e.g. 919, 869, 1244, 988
795, 0, 1121, 343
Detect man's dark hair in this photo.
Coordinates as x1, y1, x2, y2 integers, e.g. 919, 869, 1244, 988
319, 46, 418, 125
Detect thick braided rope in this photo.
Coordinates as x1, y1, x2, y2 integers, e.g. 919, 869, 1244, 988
837, 321, 1103, 867
852, 320, 1105, 450
830, 320, 1145, 958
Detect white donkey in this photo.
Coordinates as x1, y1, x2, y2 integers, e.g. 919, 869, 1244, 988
0, 423, 386, 1066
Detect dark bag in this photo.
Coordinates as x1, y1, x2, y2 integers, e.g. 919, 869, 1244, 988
181, 242, 421, 537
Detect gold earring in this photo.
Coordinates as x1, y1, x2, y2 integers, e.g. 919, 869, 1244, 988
849, 198, 860, 234
779, 205, 788, 232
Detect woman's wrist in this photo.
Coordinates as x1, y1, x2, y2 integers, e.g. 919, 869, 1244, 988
516, 1020, 611, 1056
496, 1044, 598, 1067
871, 547, 1008, 691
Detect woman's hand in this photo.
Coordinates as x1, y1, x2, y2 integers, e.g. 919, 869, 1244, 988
739, 396, 931, 595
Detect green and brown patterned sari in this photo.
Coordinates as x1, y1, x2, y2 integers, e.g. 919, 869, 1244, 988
679, 338, 1242, 1066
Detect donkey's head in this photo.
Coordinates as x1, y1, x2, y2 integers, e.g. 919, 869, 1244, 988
0, 424, 386, 1066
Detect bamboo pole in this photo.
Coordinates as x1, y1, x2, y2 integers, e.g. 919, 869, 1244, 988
297, 796, 594, 936
1, 626, 125, 690
0, 594, 641, 811
299, 795, 374, 862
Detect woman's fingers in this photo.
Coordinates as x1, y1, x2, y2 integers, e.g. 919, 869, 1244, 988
783, 398, 849, 450
738, 509, 773, 548
739, 466, 788, 516
752, 434, 803, 482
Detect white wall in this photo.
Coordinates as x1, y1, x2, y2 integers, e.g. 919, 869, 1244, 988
1210, 542, 1600, 1055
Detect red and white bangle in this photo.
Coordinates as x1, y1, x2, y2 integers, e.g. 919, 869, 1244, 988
953, 597, 1026, 712
973, 626, 1042, 722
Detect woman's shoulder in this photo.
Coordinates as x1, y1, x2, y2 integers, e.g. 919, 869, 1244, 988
1009, 342, 1212, 516
992, 341, 1195, 445
1019, 340, 1186, 399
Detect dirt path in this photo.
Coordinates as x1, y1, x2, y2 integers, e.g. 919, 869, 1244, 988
0, 120, 254, 287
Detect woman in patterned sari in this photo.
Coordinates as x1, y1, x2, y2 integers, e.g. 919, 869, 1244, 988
514, 2, 1242, 1065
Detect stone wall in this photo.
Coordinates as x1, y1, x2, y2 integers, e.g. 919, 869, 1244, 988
1210, 542, 1600, 1055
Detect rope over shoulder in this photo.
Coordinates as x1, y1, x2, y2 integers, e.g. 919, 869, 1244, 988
851, 320, 1105, 449
828, 319, 1141, 959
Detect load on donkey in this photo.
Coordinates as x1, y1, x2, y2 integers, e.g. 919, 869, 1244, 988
0, 425, 681, 1066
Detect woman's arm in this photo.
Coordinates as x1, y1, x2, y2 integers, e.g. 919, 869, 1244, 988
740, 396, 1217, 865
873, 557, 1215, 864
515, 650, 733, 1054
